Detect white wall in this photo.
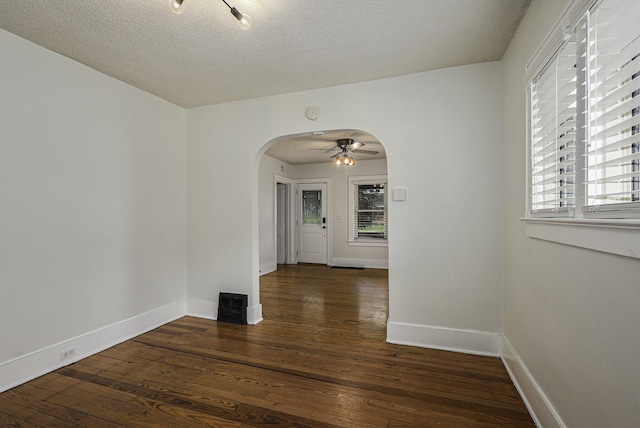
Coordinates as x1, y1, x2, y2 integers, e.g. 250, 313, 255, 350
0, 29, 186, 390
502, 1, 640, 426
186, 61, 504, 350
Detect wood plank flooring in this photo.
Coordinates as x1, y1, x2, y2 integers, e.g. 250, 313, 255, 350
0, 264, 535, 427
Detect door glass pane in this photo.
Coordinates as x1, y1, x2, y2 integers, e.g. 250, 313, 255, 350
302, 190, 321, 225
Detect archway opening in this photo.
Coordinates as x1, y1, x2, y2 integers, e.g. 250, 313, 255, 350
254, 128, 390, 336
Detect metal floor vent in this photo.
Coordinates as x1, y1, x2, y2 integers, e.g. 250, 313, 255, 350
217, 292, 248, 325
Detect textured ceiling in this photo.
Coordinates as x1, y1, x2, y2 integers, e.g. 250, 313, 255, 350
0, 0, 531, 109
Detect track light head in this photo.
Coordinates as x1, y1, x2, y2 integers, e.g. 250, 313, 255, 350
230, 7, 252, 30
171, 0, 251, 29
170, 0, 185, 15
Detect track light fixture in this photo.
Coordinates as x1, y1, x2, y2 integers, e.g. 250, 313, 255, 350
171, 0, 252, 30
170, 0, 185, 15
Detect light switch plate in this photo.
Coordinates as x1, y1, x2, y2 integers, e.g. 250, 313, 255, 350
392, 187, 408, 201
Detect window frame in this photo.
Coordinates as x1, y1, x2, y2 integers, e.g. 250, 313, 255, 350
523, 0, 640, 260
527, 0, 640, 220
582, 0, 640, 217
348, 175, 388, 247
528, 33, 578, 218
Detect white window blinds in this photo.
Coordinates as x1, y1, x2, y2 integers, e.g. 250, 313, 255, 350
528, 0, 640, 219
583, 0, 640, 217
349, 176, 388, 242
353, 182, 387, 240
530, 34, 578, 216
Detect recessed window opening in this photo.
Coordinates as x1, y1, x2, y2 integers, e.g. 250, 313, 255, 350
527, 0, 640, 219
349, 175, 388, 245
355, 183, 387, 239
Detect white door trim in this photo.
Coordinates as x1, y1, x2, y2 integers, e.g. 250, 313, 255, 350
295, 178, 332, 265
273, 175, 296, 266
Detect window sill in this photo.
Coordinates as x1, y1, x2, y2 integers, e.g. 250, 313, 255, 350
521, 218, 640, 260
347, 239, 388, 248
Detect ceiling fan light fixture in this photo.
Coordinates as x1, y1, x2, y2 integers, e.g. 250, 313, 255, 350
334, 154, 355, 166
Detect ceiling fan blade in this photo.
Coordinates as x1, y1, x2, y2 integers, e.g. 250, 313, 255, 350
310, 148, 338, 152
352, 149, 379, 155
296, 136, 338, 142
330, 152, 341, 159
349, 141, 365, 150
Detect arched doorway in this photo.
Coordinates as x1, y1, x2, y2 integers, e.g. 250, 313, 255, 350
255, 128, 389, 323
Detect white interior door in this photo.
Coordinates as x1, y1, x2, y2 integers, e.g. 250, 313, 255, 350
297, 183, 327, 264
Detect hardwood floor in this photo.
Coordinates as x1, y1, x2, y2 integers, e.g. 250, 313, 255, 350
0, 264, 534, 427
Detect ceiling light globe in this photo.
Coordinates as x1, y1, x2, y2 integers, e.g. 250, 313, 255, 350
170, 0, 185, 14
238, 13, 252, 30
334, 158, 343, 166
230, 7, 251, 30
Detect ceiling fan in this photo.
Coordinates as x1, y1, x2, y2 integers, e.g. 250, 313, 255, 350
328, 139, 378, 166
330, 139, 379, 157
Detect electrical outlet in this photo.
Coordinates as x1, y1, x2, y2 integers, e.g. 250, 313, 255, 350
60, 346, 76, 361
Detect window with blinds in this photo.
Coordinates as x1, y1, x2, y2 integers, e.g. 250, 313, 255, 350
530, 34, 578, 216
528, 0, 640, 219
348, 176, 388, 243
583, 0, 640, 217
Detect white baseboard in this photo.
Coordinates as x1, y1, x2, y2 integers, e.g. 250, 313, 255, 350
259, 261, 277, 276
0, 300, 185, 393
247, 304, 263, 325
186, 298, 217, 320
386, 321, 502, 357
502, 336, 565, 428
331, 257, 388, 269
186, 299, 262, 325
